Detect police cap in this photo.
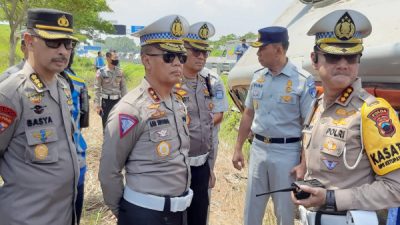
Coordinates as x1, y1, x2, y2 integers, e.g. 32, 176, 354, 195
307, 9, 371, 55
183, 22, 215, 51
27, 8, 77, 41
251, 26, 288, 48
133, 15, 189, 53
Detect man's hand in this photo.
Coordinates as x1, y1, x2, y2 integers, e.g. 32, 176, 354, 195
291, 185, 326, 208
290, 162, 306, 180
232, 150, 245, 170
96, 106, 103, 116
209, 170, 216, 188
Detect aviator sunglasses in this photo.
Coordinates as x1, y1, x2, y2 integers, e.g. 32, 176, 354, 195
33, 35, 77, 50
318, 52, 361, 64
187, 48, 210, 58
147, 52, 188, 64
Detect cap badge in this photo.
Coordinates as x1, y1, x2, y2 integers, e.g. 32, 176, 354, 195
334, 12, 356, 40
57, 15, 70, 27
198, 24, 209, 40
171, 17, 184, 37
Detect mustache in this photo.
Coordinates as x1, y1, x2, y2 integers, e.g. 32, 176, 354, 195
51, 56, 68, 63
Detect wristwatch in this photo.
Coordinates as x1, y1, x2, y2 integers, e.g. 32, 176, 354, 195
325, 190, 337, 211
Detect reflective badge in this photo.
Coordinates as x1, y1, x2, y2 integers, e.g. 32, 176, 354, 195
157, 141, 171, 157
31, 105, 47, 114
119, 114, 138, 138
322, 158, 339, 170
34, 144, 48, 160
0, 105, 17, 133
33, 129, 54, 142
157, 129, 169, 138
362, 98, 400, 175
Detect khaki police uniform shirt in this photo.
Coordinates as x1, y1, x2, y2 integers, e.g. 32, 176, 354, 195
93, 65, 127, 107
245, 60, 315, 138
99, 79, 191, 216
0, 63, 79, 225
303, 79, 400, 211
176, 68, 215, 166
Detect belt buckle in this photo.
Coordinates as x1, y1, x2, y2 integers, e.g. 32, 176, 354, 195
264, 137, 271, 144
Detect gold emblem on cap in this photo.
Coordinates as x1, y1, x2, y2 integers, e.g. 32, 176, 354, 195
198, 24, 209, 40
171, 17, 184, 37
334, 12, 356, 41
34, 144, 48, 160
57, 15, 70, 27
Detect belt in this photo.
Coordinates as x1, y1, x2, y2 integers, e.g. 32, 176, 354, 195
101, 94, 120, 100
189, 152, 209, 167
254, 134, 300, 144
123, 186, 193, 212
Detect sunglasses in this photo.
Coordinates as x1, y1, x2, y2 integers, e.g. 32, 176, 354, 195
147, 52, 187, 64
34, 36, 76, 50
319, 53, 360, 64
187, 48, 210, 58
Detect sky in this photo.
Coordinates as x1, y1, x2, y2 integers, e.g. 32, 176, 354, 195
101, 0, 295, 40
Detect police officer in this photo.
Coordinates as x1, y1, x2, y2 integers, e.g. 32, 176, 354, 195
177, 21, 227, 225
99, 15, 192, 225
94, 51, 127, 128
61, 49, 89, 224
291, 9, 400, 225
232, 26, 316, 225
0, 31, 28, 82
0, 8, 79, 225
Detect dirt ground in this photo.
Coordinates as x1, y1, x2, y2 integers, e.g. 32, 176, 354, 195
80, 104, 291, 225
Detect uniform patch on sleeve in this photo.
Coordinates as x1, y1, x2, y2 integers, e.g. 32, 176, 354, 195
307, 80, 317, 98
215, 90, 224, 99
0, 105, 17, 133
119, 114, 138, 138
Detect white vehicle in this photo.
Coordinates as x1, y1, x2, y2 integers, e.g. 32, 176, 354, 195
228, 0, 400, 114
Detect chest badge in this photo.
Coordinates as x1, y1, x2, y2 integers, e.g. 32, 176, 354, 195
286, 80, 293, 93
157, 141, 171, 157
34, 144, 48, 160
157, 129, 169, 138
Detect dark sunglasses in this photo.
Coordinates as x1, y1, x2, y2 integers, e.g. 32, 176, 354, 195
319, 53, 360, 64
187, 48, 210, 58
34, 36, 76, 50
147, 52, 187, 64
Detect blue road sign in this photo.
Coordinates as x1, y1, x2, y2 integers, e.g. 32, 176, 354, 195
131, 26, 145, 33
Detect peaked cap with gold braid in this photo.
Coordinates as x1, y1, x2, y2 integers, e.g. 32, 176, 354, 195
307, 9, 371, 55
27, 8, 78, 41
183, 22, 215, 51
133, 15, 189, 53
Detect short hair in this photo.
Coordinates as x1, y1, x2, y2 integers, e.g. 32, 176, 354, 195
140, 44, 158, 56
106, 52, 112, 58
281, 41, 289, 51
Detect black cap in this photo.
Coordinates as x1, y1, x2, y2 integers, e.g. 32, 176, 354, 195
27, 8, 77, 41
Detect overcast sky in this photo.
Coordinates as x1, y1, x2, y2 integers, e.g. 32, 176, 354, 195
101, 0, 294, 40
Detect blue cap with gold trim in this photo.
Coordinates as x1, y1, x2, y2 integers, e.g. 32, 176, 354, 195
183, 22, 215, 51
251, 26, 288, 48
307, 9, 371, 55
27, 8, 77, 41
133, 15, 189, 53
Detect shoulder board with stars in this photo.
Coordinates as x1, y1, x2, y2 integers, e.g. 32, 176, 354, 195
119, 114, 138, 138
30, 73, 45, 90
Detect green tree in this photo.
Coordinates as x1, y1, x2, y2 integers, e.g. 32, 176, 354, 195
0, 0, 113, 66
98, 37, 138, 53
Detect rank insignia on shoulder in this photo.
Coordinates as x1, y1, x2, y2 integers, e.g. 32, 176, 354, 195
34, 144, 48, 160
30, 73, 45, 90
157, 141, 171, 157
119, 114, 138, 138
0, 105, 17, 134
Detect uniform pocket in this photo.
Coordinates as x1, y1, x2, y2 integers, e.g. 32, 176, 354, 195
277, 94, 297, 105
113, 76, 122, 87
25, 143, 59, 164
149, 126, 179, 162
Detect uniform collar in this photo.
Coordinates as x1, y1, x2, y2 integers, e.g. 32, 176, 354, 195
266, 59, 293, 77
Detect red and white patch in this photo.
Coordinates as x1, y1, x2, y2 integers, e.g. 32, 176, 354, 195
119, 114, 138, 138
0, 105, 17, 133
